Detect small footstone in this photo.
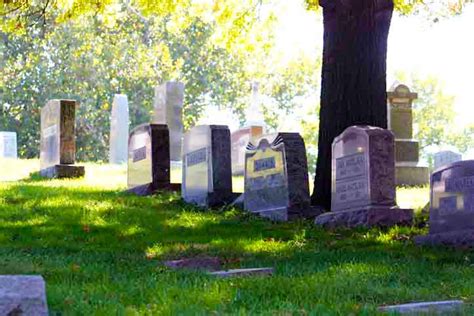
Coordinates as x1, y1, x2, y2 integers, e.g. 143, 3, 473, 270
0, 275, 48, 316
208, 267, 273, 278
164, 257, 222, 271
378, 300, 464, 314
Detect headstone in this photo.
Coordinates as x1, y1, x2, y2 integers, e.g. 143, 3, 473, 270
415, 160, 474, 247
244, 133, 312, 221
0, 132, 17, 159
433, 150, 462, 170
164, 257, 222, 271
109, 94, 129, 164
387, 83, 429, 186
378, 300, 464, 314
127, 123, 179, 195
39, 99, 85, 178
314, 126, 413, 228
231, 81, 265, 175
152, 82, 184, 162
208, 267, 274, 278
182, 125, 235, 207
0, 275, 48, 316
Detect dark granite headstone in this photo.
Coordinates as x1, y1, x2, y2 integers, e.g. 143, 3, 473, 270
244, 133, 311, 221
387, 83, 429, 186
315, 126, 413, 228
127, 123, 179, 195
153, 82, 184, 162
415, 160, 474, 247
182, 125, 235, 207
39, 99, 84, 178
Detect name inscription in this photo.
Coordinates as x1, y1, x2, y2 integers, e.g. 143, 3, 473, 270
445, 176, 474, 192
254, 157, 276, 172
187, 148, 207, 167
133, 146, 147, 162
336, 153, 366, 180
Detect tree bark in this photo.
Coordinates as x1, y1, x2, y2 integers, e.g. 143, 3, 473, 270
311, 0, 394, 210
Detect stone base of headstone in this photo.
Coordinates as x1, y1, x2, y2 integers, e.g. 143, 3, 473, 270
126, 183, 181, 196
415, 229, 474, 248
395, 163, 429, 186
0, 275, 48, 316
39, 164, 85, 179
314, 207, 413, 229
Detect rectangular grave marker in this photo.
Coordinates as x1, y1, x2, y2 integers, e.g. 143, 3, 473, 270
315, 126, 413, 228
39, 99, 84, 178
244, 133, 311, 221
0, 275, 48, 316
182, 125, 235, 207
0, 132, 17, 159
127, 123, 179, 195
109, 94, 129, 164
433, 150, 462, 170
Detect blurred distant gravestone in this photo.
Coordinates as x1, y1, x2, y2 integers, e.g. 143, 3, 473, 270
433, 150, 462, 170
0, 132, 17, 159
39, 99, 85, 178
109, 94, 129, 164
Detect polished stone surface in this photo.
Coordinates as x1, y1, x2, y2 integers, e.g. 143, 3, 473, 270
415, 161, 474, 247
244, 133, 311, 221
127, 124, 178, 195
0, 275, 48, 316
153, 82, 184, 161
315, 126, 413, 228
0, 132, 17, 159
40, 99, 84, 178
109, 94, 129, 164
182, 125, 234, 207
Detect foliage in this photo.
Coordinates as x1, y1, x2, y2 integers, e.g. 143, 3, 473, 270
2, 162, 474, 314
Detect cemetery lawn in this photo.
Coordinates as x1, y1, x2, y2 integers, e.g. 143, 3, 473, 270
1, 161, 474, 315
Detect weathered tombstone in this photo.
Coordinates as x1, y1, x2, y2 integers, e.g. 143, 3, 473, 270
182, 125, 235, 207
433, 150, 462, 170
244, 133, 311, 221
0, 275, 48, 316
152, 82, 184, 162
415, 160, 474, 247
314, 126, 413, 228
231, 81, 265, 175
109, 94, 129, 164
387, 83, 429, 186
39, 99, 85, 178
127, 123, 179, 195
0, 132, 17, 159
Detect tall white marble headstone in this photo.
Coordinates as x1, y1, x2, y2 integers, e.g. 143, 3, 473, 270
109, 94, 130, 164
0, 132, 17, 159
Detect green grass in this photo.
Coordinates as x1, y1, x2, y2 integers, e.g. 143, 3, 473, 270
0, 161, 473, 315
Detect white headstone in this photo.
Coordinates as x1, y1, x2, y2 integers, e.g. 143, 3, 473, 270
0, 132, 18, 159
433, 150, 462, 170
109, 94, 130, 164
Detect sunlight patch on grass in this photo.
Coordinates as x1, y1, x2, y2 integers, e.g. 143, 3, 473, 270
165, 212, 219, 229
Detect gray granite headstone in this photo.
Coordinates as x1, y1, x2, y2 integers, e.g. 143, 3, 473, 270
0, 275, 48, 316
152, 82, 184, 162
387, 83, 429, 186
0, 132, 17, 159
433, 150, 462, 170
109, 94, 129, 164
415, 160, 474, 247
127, 123, 179, 195
39, 99, 85, 178
315, 126, 413, 228
244, 133, 311, 221
182, 125, 234, 207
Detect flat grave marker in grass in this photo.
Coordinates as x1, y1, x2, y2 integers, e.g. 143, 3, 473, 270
182, 125, 236, 208
415, 160, 474, 247
0, 132, 17, 159
39, 99, 85, 178
208, 267, 274, 278
127, 123, 179, 195
378, 300, 464, 314
315, 125, 413, 228
109, 94, 129, 164
0, 275, 48, 316
244, 133, 314, 221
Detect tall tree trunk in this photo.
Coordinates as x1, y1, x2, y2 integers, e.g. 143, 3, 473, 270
311, 0, 394, 210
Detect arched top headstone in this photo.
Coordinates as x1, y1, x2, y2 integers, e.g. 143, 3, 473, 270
387, 83, 418, 106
